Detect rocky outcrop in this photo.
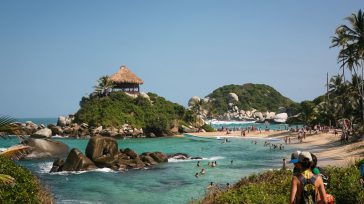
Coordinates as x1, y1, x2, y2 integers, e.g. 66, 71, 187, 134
62, 148, 97, 171
188, 96, 201, 107
85, 136, 119, 168
51, 136, 171, 173
274, 113, 288, 123
20, 138, 69, 159
180, 125, 198, 133
30, 128, 52, 138
227, 93, 239, 102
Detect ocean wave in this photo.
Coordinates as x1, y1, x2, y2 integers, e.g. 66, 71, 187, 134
37, 162, 117, 175
206, 120, 256, 125
37, 162, 56, 174
59, 200, 104, 204
0, 148, 7, 152
168, 156, 225, 163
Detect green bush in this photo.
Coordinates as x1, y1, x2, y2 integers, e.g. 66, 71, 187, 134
326, 165, 364, 204
195, 165, 364, 204
75, 92, 196, 136
200, 124, 215, 132
0, 156, 52, 203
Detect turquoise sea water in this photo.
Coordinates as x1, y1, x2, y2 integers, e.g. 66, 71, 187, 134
1, 118, 295, 204
0, 136, 292, 204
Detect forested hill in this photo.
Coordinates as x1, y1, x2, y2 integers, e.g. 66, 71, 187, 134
205, 83, 297, 115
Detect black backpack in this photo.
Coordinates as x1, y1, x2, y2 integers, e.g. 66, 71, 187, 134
297, 174, 318, 204
317, 167, 330, 189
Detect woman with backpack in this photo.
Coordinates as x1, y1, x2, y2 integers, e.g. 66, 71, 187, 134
289, 151, 327, 204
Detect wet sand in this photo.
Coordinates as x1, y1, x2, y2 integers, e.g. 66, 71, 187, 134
188, 130, 364, 167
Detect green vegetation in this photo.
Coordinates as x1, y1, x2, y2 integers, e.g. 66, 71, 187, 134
75, 91, 198, 136
194, 164, 364, 204
288, 9, 364, 131
0, 156, 52, 203
205, 83, 297, 116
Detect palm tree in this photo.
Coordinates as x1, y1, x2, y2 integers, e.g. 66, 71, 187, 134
331, 27, 349, 80
332, 9, 364, 121
94, 75, 114, 96
0, 115, 16, 187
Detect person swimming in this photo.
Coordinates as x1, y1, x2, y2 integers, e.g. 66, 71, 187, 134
200, 168, 206, 175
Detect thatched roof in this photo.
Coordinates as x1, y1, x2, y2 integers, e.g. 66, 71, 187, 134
109, 66, 144, 85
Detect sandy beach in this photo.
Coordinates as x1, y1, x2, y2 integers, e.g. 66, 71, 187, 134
188, 130, 364, 167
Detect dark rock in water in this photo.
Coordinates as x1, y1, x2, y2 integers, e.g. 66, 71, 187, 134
123, 148, 138, 159
190, 157, 203, 160
50, 158, 65, 172
48, 124, 64, 135
85, 136, 119, 168
140, 155, 157, 165
55, 136, 170, 172
168, 153, 190, 160
30, 128, 52, 138
62, 148, 97, 171
149, 152, 168, 163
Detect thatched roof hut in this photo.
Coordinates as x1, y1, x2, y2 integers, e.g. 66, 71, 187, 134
109, 66, 143, 94
110, 66, 144, 85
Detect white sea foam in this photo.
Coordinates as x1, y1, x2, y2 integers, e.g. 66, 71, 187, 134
37, 162, 117, 175
168, 156, 225, 163
59, 200, 104, 204
0, 148, 7, 152
206, 120, 256, 125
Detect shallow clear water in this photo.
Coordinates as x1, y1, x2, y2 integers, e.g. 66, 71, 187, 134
0, 136, 292, 204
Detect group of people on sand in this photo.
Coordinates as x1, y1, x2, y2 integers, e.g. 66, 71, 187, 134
288, 150, 334, 204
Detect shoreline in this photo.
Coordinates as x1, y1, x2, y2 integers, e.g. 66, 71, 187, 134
188, 130, 364, 167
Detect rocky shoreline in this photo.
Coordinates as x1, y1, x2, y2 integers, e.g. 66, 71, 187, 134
50, 136, 199, 173
9, 115, 146, 139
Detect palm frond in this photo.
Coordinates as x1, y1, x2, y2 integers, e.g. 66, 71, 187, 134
0, 145, 30, 160
0, 115, 15, 136
0, 174, 16, 187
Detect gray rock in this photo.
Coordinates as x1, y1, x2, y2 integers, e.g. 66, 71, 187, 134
57, 116, 67, 127
31, 128, 52, 138
227, 93, 239, 102
188, 96, 201, 107
62, 148, 97, 171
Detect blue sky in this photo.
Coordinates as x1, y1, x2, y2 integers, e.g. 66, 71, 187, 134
0, 1, 362, 118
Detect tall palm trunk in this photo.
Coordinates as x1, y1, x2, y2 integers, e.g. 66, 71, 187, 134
361, 63, 364, 121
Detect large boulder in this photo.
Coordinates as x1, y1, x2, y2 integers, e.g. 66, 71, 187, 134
50, 158, 65, 172
188, 96, 201, 107
123, 148, 138, 159
140, 154, 157, 165
139, 92, 151, 101
254, 112, 264, 121
180, 125, 198, 133
48, 124, 64, 135
85, 136, 119, 168
62, 148, 97, 171
227, 93, 239, 102
21, 138, 69, 159
30, 128, 52, 138
149, 152, 168, 163
57, 116, 67, 127
274, 113, 288, 123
